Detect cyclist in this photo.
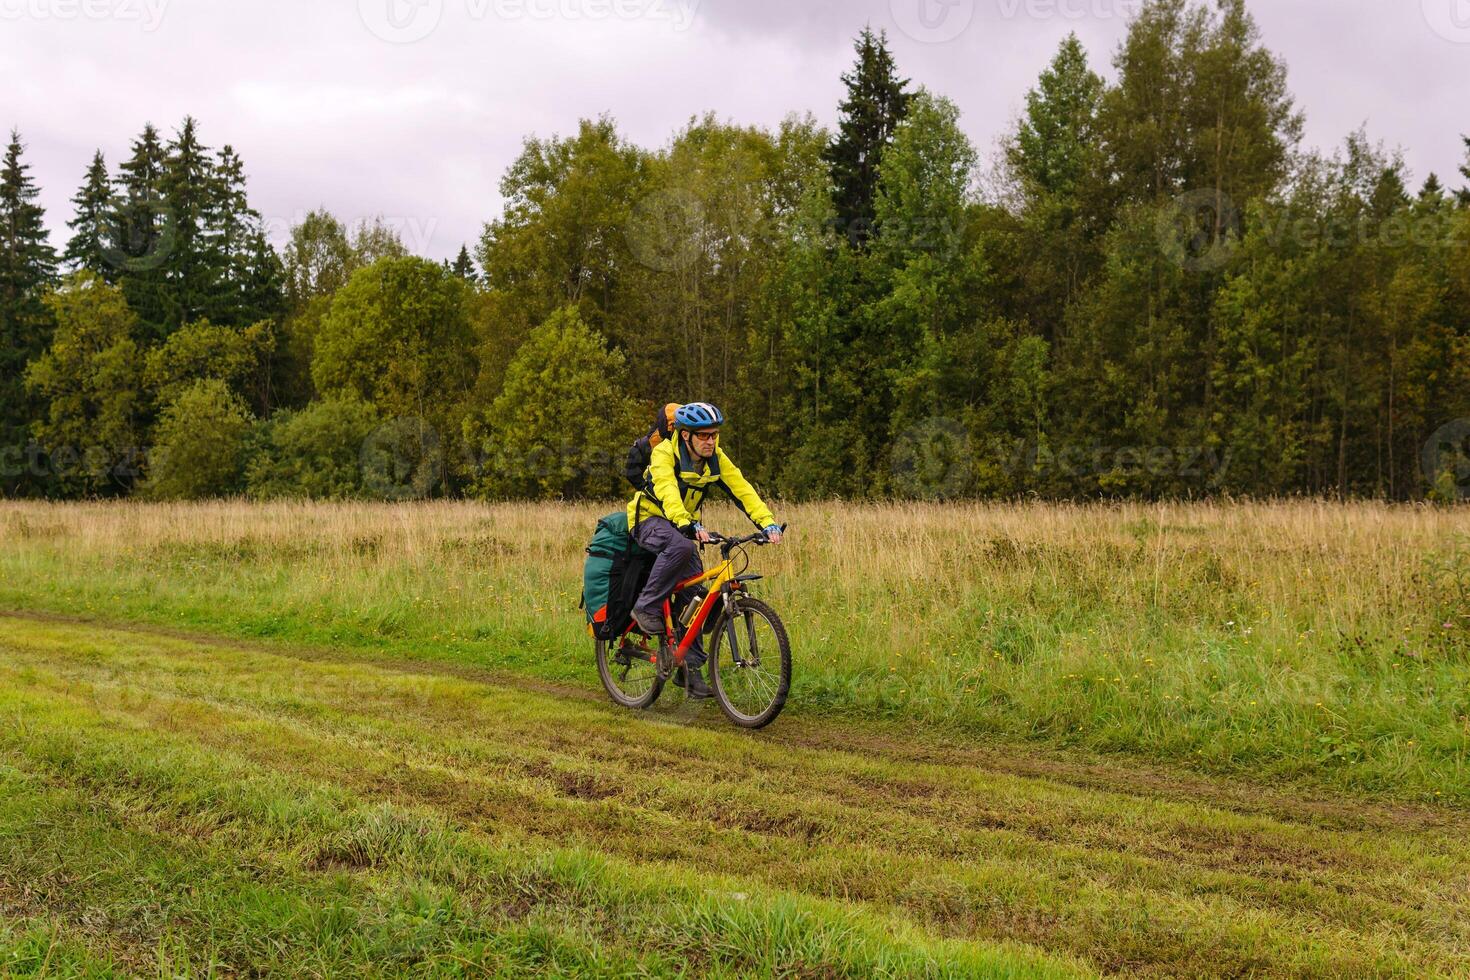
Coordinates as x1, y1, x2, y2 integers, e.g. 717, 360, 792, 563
627, 401, 783, 698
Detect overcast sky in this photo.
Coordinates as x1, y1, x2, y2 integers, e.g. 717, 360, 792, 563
5, 0, 1468, 261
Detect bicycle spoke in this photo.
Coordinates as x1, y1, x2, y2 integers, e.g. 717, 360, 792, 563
598, 637, 662, 709
715, 602, 787, 724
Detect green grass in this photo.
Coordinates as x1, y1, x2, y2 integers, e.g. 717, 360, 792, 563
4, 499, 1470, 974
3, 615, 1470, 975
1, 499, 1468, 804
0, 618, 1082, 978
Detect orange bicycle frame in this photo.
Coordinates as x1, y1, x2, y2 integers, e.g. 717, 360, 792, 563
623, 553, 741, 666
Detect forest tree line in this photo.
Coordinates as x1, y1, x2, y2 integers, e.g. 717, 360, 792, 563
3, 0, 1469, 503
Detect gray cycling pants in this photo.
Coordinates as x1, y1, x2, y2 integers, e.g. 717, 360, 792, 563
632, 516, 708, 669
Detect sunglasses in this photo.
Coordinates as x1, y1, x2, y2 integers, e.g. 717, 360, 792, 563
689, 430, 720, 441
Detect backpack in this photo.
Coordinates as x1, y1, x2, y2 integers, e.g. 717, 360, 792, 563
625, 402, 681, 489
581, 509, 654, 641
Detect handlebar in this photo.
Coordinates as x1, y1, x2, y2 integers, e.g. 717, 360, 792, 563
700, 523, 788, 554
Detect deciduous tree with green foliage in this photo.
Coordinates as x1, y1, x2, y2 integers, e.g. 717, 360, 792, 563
465, 306, 636, 499
144, 378, 253, 499
245, 396, 380, 499
24, 273, 142, 496
144, 318, 275, 414
313, 256, 476, 473
474, 117, 648, 406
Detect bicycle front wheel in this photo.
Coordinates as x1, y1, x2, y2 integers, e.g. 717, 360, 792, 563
596, 634, 664, 710
709, 596, 791, 729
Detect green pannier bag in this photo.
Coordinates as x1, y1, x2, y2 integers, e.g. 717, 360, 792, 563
581, 510, 651, 634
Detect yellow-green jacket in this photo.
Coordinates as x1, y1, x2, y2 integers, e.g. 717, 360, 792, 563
627, 436, 777, 533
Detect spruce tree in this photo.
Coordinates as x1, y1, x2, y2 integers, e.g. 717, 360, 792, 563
450, 244, 477, 283
161, 116, 218, 329
63, 151, 116, 278
0, 130, 58, 493
239, 225, 285, 327
209, 144, 282, 325
1419, 172, 1444, 203
112, 123, 171, 335
211, 144, 251, 317
823, 27, 912, 247
1458, 135, 1470, 205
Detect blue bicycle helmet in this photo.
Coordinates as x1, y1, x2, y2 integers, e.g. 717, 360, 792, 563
675, 402, 725, 430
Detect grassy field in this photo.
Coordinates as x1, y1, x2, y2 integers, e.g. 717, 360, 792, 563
2, 499, 1470, 975
2, 499, 1468, 800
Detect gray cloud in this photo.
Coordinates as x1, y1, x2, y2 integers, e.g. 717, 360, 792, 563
3, 0, 1466, 263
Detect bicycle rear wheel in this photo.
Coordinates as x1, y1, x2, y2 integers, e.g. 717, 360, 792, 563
596, 634, 664, 710
709, 596, 790, 729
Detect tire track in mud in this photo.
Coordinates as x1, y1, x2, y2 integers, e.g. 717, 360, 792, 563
5, 611, 1470, 976
1, 607, 1458, 835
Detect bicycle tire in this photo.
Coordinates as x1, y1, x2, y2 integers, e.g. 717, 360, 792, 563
596, 634, 665, 710
709, 596, 791, 729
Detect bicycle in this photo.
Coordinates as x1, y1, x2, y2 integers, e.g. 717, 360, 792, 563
595, 527, 791, 729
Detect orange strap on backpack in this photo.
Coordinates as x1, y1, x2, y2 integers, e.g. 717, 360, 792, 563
648, 403, 680, 450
